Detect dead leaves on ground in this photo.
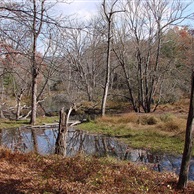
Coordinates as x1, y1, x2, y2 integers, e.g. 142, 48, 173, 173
0, 149, 193, 193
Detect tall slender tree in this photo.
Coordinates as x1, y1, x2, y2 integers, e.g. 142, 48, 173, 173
30, 0, 45, 124
177, 71, 194, 188
101, 0, 122, 116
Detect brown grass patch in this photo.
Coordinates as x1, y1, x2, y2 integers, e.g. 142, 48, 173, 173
157, 116, 186, 133
98, 113, 159, 126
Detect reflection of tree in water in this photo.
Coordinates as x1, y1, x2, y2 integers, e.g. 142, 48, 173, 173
0, 129, 2, 146
93, 136, 109, 156
1, 127, 128, 158
66, 130, 86, 156
31, 128, 38, 153
1, 128, 28, 152
64, 130, 127, 159
2, 127, 194, 180
0, 128, 169, 168
1, 127, 58, 154
124, 148, 162, 172
90, 134, 126, 158
30, 128, 58, 154
43, 128, 57, 154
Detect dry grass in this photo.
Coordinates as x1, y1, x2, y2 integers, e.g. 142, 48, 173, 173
80, 111, 188, 154
98, 112, 186, 133
98, 113, 159, 126
158, 120, 185, 133
156, 114, 186, 134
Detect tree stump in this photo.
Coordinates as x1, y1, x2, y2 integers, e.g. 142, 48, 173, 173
55, 107, 68, 157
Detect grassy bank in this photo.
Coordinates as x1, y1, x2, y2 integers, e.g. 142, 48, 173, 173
78, 112, 188, 155
0, 148, 193, 193
0, 111, 189, 155
0, 116, 58, 129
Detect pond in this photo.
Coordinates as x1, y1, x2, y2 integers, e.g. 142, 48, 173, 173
0, 126, 194, 181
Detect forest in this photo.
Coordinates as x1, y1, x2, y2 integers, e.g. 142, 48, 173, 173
0, 0, 194, 193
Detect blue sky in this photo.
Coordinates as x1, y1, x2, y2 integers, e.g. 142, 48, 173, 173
55, 0, 100, 21
54, 0, 194, 27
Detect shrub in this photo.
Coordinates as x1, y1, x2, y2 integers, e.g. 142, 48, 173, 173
164, 120, 180, 132
139, 115, 158, 125
146, 116, 158, 125
158, 119, 185, 133
160, 113, 174, 123
118, 113, 139, 124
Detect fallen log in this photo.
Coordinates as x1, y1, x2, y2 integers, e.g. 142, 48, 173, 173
26, 119, 82, 128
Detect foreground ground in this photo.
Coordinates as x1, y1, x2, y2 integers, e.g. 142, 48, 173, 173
0, 99, 193, 193
0, 148, 194, 194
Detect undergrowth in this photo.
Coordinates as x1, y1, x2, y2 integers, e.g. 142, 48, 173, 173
0, 148, 194, 193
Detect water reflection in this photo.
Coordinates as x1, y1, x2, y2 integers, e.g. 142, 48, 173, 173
1, 127, 194, 181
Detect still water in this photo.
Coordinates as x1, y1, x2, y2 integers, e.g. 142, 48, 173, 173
1, 126, 194, 180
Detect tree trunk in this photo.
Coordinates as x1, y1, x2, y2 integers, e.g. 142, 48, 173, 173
121, 63, 138, 112
101, 24, 111, 116
55, 104, 75, 157
30, 0, 38, 125
30, 71, 38, 125
30, 0, 44, 125
16, 91, 23, 120
55, 107, 68, 157
177, 71, 194, 189
101, 1, 112, 117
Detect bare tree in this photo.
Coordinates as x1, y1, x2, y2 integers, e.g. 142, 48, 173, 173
101, 0, 122, 116
0, 1, 69, 124
29, 0, 44, 124
0, 38, 32, 120
114, 0, 192, 112
177, 71, 194, 189
61, 23, 99, 101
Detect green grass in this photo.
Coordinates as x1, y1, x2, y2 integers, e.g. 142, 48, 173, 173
0, 119, 30, 128
0, 113, 188, 155
36, 116, 58, 125
123, 132, 184, 154
0, 116, 58, 129
78, 113, 188, 155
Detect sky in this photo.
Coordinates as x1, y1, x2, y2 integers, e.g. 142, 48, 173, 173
7, 0, 194, 27
53, 0, 194, 27
54, 0, 100, 21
